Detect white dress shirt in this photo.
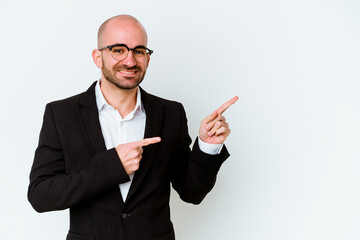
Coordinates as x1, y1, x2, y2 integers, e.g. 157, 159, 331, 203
95, 80, 222, 202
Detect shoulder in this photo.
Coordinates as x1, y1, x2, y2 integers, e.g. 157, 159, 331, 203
140, 87, 183, 110
45, 91, 85, 113
45, 81, 97, 114
49, 92, 83, 106
140, 89, 189, 126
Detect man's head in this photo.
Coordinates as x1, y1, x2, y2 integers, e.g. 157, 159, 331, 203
92, 15, 150, 90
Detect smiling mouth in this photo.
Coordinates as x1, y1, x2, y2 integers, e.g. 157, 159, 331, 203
118, 70, 137, 75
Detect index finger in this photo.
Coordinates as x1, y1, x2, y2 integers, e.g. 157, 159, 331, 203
216, 96, 239, 115
136, 137, 162, 147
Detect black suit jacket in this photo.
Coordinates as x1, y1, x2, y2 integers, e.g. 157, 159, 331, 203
28, 82, 229, 240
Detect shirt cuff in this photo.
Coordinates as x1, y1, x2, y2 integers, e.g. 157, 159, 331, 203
197, 137, 223, 155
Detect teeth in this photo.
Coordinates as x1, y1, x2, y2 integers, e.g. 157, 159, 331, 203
119, 70, 135, 74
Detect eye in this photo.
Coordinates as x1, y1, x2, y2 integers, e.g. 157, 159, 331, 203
112, 46, 127, 54
134, 48, 146, 55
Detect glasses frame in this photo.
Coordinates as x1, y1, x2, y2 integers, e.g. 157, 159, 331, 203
99, 43, 153, 61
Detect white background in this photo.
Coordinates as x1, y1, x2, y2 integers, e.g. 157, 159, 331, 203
1, 0, 360, 239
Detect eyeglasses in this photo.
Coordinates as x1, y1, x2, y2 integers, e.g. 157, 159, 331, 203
99, 44, 153, 61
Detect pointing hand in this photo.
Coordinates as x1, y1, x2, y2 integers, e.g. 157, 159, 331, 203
199, 97, 239, 145
115, 137, 161, 175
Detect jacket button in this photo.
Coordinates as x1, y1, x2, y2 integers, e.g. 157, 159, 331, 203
121, 213, 128, 219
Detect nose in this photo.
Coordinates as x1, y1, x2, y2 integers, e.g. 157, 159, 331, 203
122, 50, 137, 67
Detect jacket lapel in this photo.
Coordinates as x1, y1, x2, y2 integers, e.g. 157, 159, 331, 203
77, 81, 107, 156
125, 87, 164, 203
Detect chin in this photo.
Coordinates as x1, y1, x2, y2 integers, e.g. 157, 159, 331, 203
114, 79, 143, 90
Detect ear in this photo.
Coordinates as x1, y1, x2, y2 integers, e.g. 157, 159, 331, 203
146, 55, 150, 67
92, 49, 103, 68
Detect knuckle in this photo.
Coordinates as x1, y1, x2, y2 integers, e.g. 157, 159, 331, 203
131, 152, 139, 159
135, 162, 140, 169
207, 120, 214, 127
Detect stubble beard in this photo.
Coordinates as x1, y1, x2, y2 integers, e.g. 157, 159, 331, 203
102, 63, 146, 90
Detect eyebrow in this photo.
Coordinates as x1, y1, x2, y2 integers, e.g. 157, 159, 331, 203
111, 43, 147, 48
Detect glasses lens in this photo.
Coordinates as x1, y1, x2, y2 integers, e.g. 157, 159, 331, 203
133, 47, 148, 61
111, 45, 128, 61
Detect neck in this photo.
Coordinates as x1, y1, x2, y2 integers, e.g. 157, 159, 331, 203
100, 78, 138, 118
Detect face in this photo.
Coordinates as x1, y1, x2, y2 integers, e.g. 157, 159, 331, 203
101, 50, 148, 90
94, 18, 150, 90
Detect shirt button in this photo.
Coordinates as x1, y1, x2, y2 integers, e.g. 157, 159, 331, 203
121, 213, 128, 219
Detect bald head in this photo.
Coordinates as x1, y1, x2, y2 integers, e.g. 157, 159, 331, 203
97, 15, 148, 49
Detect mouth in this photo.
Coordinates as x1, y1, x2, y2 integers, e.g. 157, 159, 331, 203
118, 70, 138, 77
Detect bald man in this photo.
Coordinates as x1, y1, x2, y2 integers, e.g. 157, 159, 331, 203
28, 15, 237, 240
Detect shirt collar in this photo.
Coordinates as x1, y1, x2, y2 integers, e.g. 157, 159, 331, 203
95, 80, 144, 116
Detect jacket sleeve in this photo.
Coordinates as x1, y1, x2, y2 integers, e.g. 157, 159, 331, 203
170, 103, 230, 204
28, 103, 129, 213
